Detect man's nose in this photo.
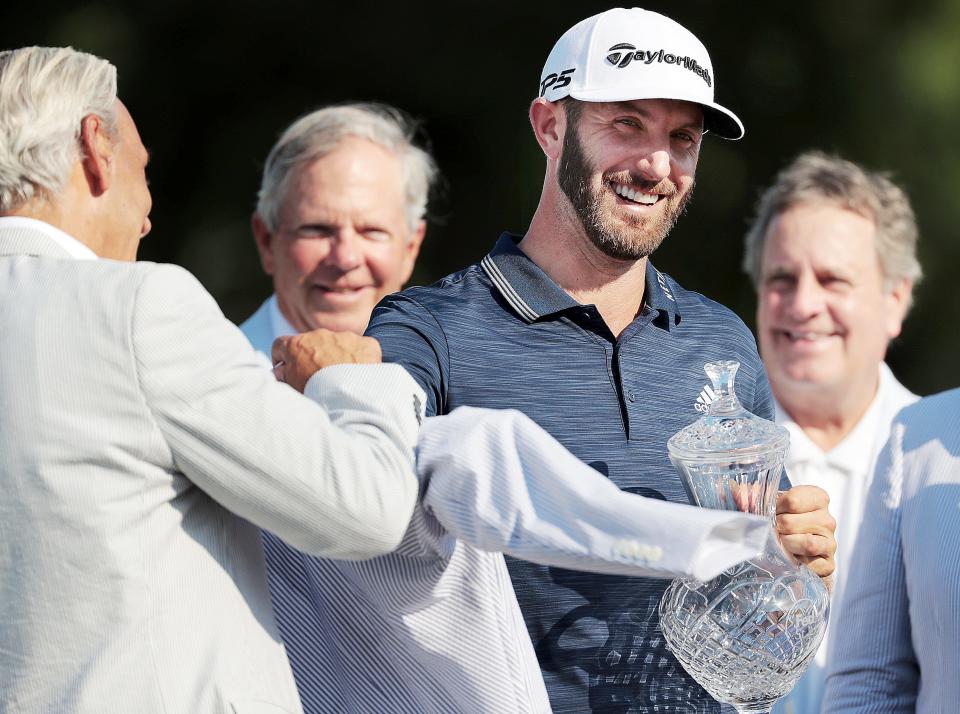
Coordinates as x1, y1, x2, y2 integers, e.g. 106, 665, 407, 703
326, 229, 363, 271
634, 148, 671, 182
785, 274, 825, 319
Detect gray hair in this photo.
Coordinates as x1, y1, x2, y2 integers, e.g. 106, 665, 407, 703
743, 151, 922, 304
0, 47, 118, 212
256, 102, 438, 233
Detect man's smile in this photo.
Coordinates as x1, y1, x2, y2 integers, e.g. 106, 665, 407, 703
310, 283, 372, 303
610, 181, 661, 205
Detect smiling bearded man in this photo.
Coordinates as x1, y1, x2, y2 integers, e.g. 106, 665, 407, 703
365, 9, 838, 713
557, 97, 692, 261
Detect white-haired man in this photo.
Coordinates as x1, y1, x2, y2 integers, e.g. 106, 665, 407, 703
241, 103, 432, 353
0, 46, 429, 714
366, 9, 838, 712
743, 152, 922, 714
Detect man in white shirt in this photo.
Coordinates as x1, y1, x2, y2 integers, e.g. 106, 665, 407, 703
742, 151, 922, 714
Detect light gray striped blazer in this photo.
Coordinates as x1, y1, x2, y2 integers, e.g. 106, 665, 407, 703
0, 224, 423, 714
823, 389, 960, 713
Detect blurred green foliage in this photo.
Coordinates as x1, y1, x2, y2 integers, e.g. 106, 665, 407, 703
3, 0, 957, 394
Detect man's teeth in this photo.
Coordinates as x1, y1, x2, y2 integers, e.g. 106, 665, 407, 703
613, 183, 658, 205
786, 331, 826, 341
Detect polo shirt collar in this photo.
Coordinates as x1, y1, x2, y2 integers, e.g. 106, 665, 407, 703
481, 232, 681, 326
645, 257, 681, 325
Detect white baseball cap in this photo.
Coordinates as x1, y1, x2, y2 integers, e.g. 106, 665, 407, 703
538, 8, 744, 140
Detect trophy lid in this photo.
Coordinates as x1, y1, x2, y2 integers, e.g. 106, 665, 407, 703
668, 360, 789, 464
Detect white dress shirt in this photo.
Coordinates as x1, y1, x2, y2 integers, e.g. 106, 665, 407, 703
241, 295, 778, 714
824, 388, 960, 713
773, 363, 917, 714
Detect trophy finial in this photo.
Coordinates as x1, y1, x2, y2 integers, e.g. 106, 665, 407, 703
703, 360, 741, 416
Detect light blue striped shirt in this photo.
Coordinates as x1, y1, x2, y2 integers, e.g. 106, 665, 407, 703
824, 388, 960, 713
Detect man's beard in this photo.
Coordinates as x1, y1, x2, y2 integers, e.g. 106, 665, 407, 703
557, 120, 693, 261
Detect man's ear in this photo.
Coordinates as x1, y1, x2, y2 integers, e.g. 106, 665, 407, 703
251, 212, 276, 275
400, 219, 427, 285
529, 98, 565, 160
884, 277, 913, 340
79, 114, 115, 197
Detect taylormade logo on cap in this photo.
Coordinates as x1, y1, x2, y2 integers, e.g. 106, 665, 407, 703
537, 7, 744, 140
604, 44, 711, 88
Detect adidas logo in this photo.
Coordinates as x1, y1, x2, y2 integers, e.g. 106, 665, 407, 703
694, 384, 718, 413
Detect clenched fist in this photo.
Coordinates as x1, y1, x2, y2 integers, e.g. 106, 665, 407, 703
271, 329, 382, 392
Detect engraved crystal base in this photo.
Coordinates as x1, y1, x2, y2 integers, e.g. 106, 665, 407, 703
658, 361, 829, 714
659, 538, 829, 713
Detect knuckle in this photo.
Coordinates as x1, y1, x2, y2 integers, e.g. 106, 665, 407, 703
776, 512, 801, 534
813, 485, 830, 506
779, 488, 799, 512
805, 535, 825, 556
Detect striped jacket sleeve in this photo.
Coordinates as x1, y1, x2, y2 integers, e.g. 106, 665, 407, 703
823, 421, 918, 713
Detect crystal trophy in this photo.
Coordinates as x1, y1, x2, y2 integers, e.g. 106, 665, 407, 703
658, 360, 829, 714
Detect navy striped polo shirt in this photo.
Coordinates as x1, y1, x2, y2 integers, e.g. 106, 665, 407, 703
368, 232, 780, 713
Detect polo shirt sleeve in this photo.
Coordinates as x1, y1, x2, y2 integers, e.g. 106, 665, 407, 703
367, 292, 449, 417
734, 333, 790, 488
750, 363, 793, 487
751, 359, 776, 422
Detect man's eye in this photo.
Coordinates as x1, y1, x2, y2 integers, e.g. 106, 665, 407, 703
765, 275, 795, 289
363, 229, 392, 242
298, 226, 334, 238
616, 118, 641, 128
822, 276, 851, 289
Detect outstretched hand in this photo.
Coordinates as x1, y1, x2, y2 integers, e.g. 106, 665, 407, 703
776, 485, 837, 589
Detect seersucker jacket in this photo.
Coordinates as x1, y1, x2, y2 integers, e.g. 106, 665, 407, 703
0, 222, 424, 714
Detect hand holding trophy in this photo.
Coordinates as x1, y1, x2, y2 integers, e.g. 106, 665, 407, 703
659, 361, 830, 714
